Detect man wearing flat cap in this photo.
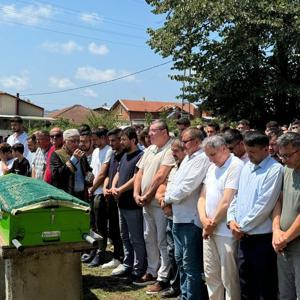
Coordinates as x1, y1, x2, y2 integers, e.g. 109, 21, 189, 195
50, 129, 92, 200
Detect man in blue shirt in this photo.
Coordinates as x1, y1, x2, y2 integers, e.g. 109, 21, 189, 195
227, 131, 283, 300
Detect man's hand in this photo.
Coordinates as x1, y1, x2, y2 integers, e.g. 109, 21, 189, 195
272, 229, 287, 253
73, 149, 85, 160
134, 193, 145, 207
112, 187, 122, 200
103, 187, 112, 199
88, 187, 94, 198
140, 194, 151, 204
201, 217, 216, 239
203, 229, 211, 240
163, 205, 172, 217
229, 220, 244, 240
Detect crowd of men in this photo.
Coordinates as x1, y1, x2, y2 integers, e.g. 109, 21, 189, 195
1, 115, 300, 300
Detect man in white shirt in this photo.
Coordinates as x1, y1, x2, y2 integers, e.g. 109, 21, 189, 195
86, 128, 113, 267
7, 116, 29, 159
133, 120, 175, 292
198, 135, 244, 300
164, 127, 211, 300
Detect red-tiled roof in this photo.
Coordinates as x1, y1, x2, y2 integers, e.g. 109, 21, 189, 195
115, 99, 198, 116
48, 104, 99, 124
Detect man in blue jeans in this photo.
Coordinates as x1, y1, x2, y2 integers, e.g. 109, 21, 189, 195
163, 127, 210, 300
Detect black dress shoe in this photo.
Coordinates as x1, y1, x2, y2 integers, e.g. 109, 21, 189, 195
81, 250, 96, 264
88, 253, 105, 268
161, 287, 181, 298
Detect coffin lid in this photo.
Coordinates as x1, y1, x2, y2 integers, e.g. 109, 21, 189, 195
0, 174, 89, 215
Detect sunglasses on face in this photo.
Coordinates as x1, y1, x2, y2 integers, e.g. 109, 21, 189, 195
50, 133, 62, 139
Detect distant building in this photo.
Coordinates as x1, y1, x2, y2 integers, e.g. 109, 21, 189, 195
0, 92, 52, 137
93, 105, 110, 114
48, 104, 101, 124
110, 99, 201, 125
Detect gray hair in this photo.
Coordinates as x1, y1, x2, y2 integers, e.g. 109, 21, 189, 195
277, 132, 300, 149
202, 135, 227, 149
171, 138, 184, 150
183, 127, 205, 141
151, 119, 169, 134
63, 129, 80, 140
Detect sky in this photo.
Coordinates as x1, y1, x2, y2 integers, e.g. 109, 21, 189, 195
0, 0, 182, 111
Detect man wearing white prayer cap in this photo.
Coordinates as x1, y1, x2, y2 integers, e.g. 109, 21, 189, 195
50, 128, 92, 200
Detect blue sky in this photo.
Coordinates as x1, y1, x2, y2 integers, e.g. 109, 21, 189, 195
0, 0, 181, 111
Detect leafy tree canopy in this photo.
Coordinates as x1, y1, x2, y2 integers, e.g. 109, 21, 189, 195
147, 0, 300, 127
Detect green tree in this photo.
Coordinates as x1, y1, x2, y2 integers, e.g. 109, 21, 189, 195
145, 112, 153, 126
28, 117, 75, 134
158, 110, 177, 132
87, 111, 125, 130
147, 0, 300, 127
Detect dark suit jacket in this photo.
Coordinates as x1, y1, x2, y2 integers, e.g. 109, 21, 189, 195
50, 148, 92, 200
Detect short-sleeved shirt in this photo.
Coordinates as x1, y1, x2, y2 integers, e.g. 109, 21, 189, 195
90, 145, 113, 195
117, 149, 143, 209
10, 157, 30, 176
136, 138, 175, 207
280, 167, 300, 251
205, 154, 244, 237
32, 147, 51, 180
7, 132, 29, 159
107, 150, 126, 189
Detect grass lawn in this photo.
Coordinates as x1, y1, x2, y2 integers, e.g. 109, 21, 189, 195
82, 264, 161, 300
82, 250, 161, 300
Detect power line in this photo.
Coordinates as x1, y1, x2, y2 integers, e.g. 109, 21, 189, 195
20, 60, 173, 97
15, 0, 148, 31
4, 2, 146, 38
0, 7, 144, 40
1, 18, 144, 48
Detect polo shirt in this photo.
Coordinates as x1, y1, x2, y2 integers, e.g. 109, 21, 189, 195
136, 138, 175, 207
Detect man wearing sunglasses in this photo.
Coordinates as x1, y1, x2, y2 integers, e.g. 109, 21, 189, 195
44, 127, 63, 184
163, 127, 210, 299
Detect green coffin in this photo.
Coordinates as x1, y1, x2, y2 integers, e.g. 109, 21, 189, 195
0, 174, 90, 247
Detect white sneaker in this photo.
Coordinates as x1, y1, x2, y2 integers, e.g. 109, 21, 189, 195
101, 258, 121, 269
111, 264, 127, 275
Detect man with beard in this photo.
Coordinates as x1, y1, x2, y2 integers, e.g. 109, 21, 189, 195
50, 129, 92, 200
7, 116, 29, 159
110, 127, 145, 280
98, 128, 125, 270
79, 130, 94, 165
